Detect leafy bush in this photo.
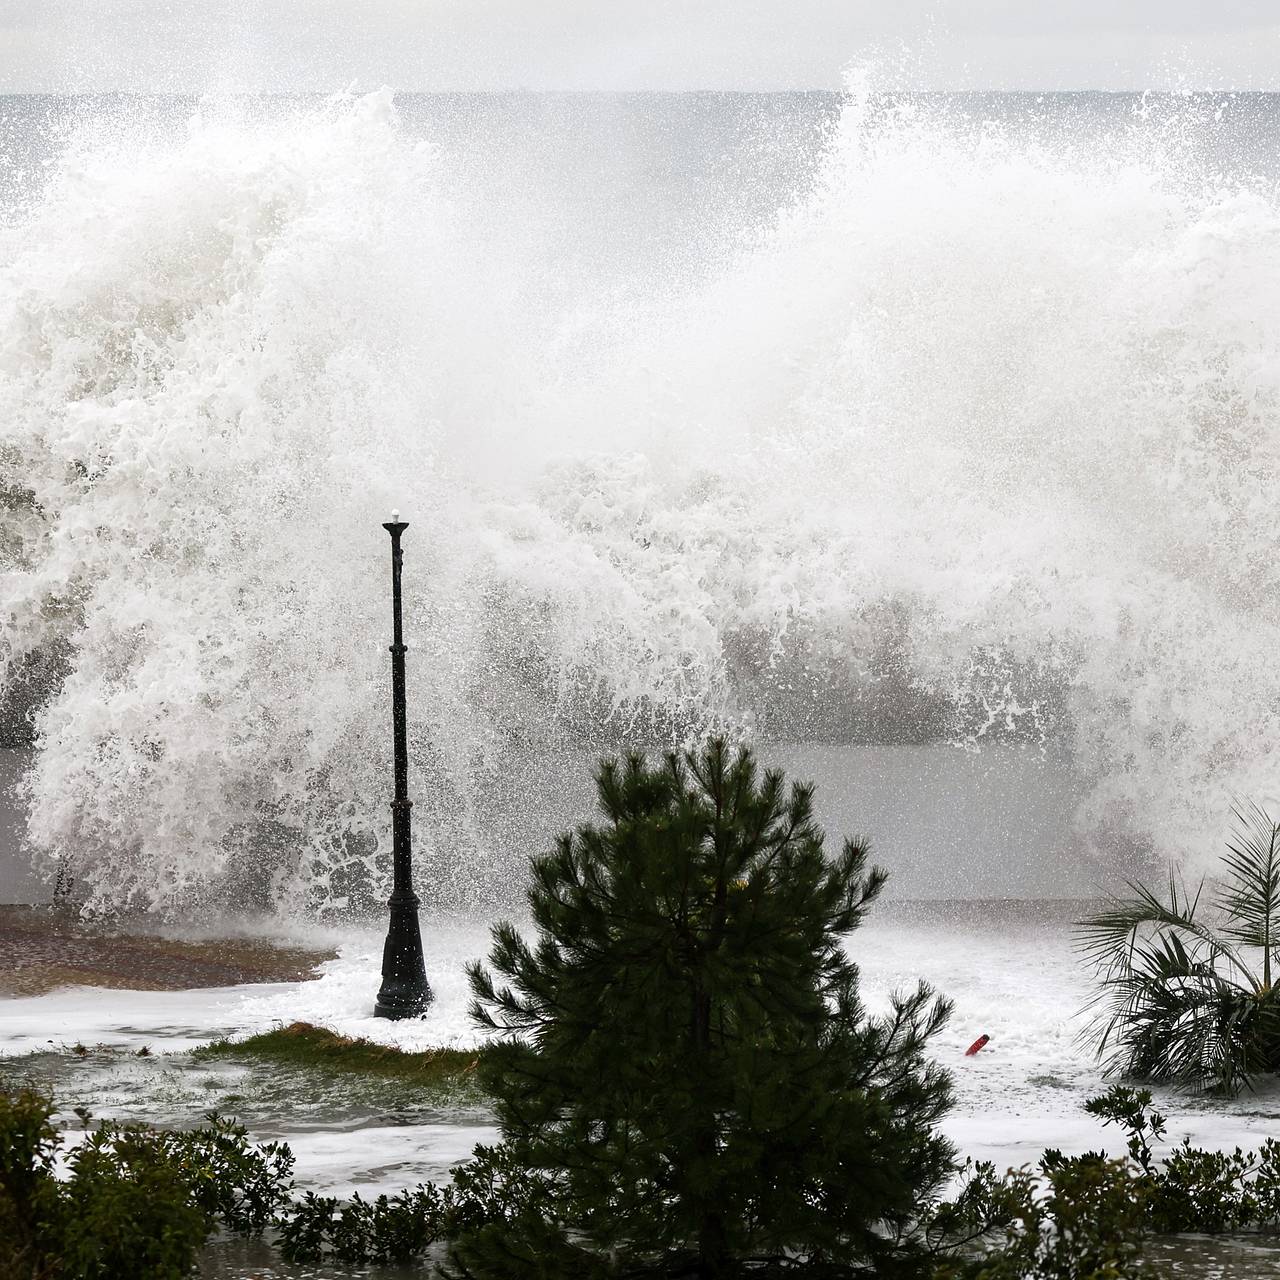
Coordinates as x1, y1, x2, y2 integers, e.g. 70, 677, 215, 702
278, 1185, 449, 1265
278, 1142, 543, 1268
934, 1154, 1153, 1280
934, 1085, 1280, 1279
1, 1086, 67, 1280
149, 1112, 294, 1235
1085, 1085, 1280, 1236
450, 739, 959, 1278
0, 1087, 293, 1280
277, 1086, 1280, 1278
1079, 802, 1280, 1095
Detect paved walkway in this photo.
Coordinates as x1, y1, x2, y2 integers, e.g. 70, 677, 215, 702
0, 906, 334, 995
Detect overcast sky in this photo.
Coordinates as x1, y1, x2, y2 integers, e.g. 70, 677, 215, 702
2, 1, 1279, 93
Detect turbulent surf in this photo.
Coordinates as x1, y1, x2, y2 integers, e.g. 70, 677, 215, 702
3, 82, 1279, 912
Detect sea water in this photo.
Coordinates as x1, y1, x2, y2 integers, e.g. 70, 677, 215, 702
3, 86, 1280, 913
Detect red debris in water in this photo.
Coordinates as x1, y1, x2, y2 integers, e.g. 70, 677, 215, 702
964, 1034, 991, 1057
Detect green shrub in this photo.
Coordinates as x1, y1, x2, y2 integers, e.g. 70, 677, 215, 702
277, 1083, 1280, 1277
1, 1086, 64, 1280
933, 1085, 1280, 1278
53, 1125, 214, 1280
962, 1154, 1153, 1280
278, 1185, 448, 1265
277, 1143, 544, 1268
1086, 1084, 1280, 1236
151, 1113, 294, 1235
0, 1087, 293, 1280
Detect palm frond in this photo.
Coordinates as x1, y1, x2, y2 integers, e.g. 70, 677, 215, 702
1076, 870, 1254, 985
1217, 801, 1280, 987
1085, 932, 1258, 1093
1076, 806, 1280, 1095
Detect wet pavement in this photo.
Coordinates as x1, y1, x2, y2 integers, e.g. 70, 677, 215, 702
0, 905, 335, 995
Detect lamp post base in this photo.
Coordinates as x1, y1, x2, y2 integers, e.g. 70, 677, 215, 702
374, 896, 433, 1020
374, 989, 432, 1020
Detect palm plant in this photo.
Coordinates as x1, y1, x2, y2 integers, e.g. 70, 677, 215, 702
1078, 802, 1280, 1096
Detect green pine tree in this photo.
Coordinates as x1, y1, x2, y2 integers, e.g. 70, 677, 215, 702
449, 739, 957, 1279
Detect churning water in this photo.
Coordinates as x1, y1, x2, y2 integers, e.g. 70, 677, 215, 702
3, 82, 1280, 913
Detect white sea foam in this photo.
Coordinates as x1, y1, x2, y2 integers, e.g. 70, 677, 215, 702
3, 82, 1280, 911
4, 911, 1278, 1191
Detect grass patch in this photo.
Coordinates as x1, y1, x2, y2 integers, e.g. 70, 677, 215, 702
194, 1022, 489, 1092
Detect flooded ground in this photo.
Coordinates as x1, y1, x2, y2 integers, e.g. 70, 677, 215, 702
3, 903, 1280, 1276
198, 1239, 415, 1279
193, 1231, 1280, 1279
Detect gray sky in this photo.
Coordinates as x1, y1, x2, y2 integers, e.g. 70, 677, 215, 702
2, 1, 1279, 93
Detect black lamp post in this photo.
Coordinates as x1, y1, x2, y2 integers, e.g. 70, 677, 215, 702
374, 511, 433, 1020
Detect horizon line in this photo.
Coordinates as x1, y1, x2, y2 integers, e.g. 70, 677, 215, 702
3, 86, 1280, 97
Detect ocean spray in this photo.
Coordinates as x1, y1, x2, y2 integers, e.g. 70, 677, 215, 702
3, 84, 1279, 912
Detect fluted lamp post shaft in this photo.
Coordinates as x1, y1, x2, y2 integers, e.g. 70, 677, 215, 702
374, 512, 433, 1020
